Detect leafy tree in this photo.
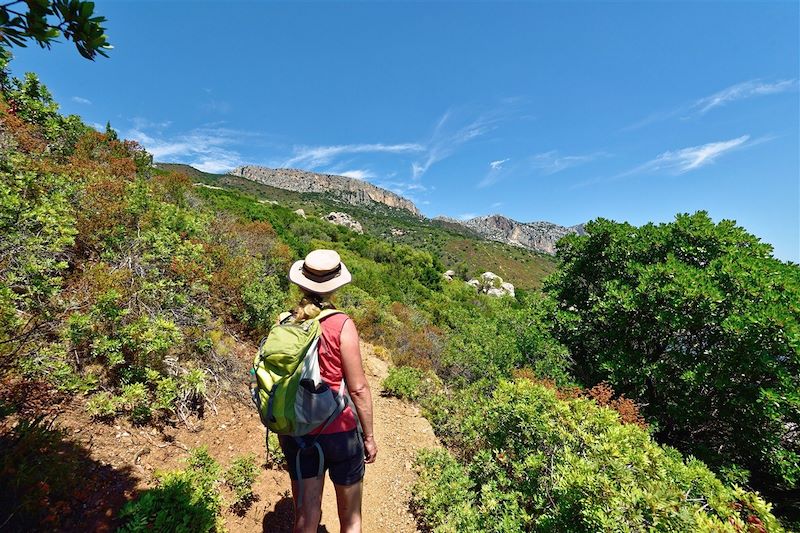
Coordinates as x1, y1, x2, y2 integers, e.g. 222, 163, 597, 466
545, 212, 800, 499
0, 0, 110, 60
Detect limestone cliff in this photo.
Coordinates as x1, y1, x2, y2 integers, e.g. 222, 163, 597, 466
458, 214, 585, 255
229, 166, 421, 216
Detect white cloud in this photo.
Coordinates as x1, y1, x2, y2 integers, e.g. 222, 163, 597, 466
411, 110, 498, 180
283, 143, 424, 168
611, 135, 755, 181
645, 135, 751, 173
489, 158, 509, 170
693, 79, 797, 114
71, 96, 91, 105
530, 151, 604, 175
126, 123, 258, 174
337, 169, 376, 180
626, 78, 797, 130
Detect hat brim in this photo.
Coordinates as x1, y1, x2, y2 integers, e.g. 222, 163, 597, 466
288, 260, 352, 294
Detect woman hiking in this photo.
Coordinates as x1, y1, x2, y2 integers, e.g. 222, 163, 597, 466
280, 249, 378, 533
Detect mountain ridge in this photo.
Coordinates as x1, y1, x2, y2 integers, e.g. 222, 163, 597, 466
435, 214, 585, 255
227, 164, 583, 256
229, 165, 422, 216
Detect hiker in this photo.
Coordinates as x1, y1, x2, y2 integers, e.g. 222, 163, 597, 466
254, 249, 377, 533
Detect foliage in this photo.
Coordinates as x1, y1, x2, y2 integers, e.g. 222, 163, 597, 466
546, 213, 800, 497
412, 379, 784, 532
382, 366, 440, 401
224, 454, 259, 513
0, 0, 110, 60
119, 447, 223, 533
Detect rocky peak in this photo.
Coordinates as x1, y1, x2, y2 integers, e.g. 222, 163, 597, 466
457, 214, 583, 255
229, 165, 421, 216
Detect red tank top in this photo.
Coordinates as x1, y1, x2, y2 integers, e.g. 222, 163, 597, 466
311, 312, 358, 434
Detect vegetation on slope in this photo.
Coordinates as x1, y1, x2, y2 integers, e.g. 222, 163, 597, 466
1, 58, 796, 531
158, 162, 557, 290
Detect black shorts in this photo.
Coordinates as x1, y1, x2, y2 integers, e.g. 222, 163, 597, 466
278, 429, 365, 486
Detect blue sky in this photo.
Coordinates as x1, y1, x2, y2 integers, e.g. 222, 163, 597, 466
10, 1, 799, 260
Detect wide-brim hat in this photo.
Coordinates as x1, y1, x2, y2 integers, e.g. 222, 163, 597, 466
288, 249, 352, 294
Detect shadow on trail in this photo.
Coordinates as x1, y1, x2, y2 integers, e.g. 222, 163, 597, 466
0, 384, 138, 532
262, 496, 330, 533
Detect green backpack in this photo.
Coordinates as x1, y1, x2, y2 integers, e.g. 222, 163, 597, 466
250, 309, 348, 437
250, 309, 358, 504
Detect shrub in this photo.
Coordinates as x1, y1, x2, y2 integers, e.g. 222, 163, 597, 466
546, 212, 800, 496
224, 454, 259, 513
382, 366, 440, 401
412, 379, 784, 532
119, 447, 223, 533
86, 391, 120, 419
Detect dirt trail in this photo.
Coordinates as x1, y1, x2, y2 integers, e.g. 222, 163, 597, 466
237, 342, 440, 532
52, 341, 439, 532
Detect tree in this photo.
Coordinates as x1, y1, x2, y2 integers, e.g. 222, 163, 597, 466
0, 0, 110, 60
545, 212, 800, 503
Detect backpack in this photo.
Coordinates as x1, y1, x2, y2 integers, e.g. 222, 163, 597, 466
250, 309, 348, 437
250, 309, 359, 504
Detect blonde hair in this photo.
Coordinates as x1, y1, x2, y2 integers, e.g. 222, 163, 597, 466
292, 291, 334, 322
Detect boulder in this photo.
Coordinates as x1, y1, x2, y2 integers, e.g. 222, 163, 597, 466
466, 271, 515, 298
322, 212, 363, 234
294, 208, 306, 218
442, 269, 456, 281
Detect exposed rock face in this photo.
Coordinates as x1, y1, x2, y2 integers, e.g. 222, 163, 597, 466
460, 214, 584, 255
323, 212, 363, 234
230, 166, 421, 216
467, 272, 515, 298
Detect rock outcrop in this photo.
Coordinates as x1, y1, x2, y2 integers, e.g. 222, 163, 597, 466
323, 212, 363, 234
466, 272, 515, 298
230, 166, 421, 216
459, 214, 584, 255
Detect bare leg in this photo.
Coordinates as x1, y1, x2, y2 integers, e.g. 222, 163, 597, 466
290, 477, 325, 533
334, 482, 363, 533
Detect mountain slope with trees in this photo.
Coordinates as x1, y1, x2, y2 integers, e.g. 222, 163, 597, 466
1, 44, 798, 533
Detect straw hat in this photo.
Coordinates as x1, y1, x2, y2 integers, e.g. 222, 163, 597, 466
288, 249, 352, 294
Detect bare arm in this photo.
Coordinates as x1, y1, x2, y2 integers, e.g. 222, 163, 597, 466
340, 318, 377, 463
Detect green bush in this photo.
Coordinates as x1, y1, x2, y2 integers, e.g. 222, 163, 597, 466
546, 212, 800, 495
412, 379, 783, 532
119, 447, 223, 533
86, 391, 120, 419
383, 366, 439, 401
224, 454, 259, 512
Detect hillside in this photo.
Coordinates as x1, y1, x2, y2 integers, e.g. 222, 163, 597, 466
156, 163, 558, 290
230, 165, 422, 216
2, 63, 797, 532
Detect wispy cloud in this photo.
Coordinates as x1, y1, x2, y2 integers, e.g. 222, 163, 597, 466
626, 78, 797, 130
478, 157, 512, 188
411, 110, 500, 180
283, 143, 424, 168
530, 151, 606, 175
633, 135, 751, 175
489, 158, 510, 170
337, 169, 376, 180
127, 122, 259, 174
71, 96, 92, 105
694, 79, 797, 114
574, 135, 767, 188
